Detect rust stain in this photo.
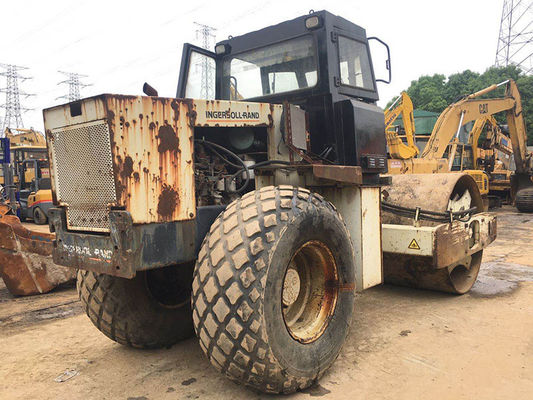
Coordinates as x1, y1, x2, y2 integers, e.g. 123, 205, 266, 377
157, 183, 179, 219
107, 110, 115, 125
326, 280, 355, 292
171, 99, 180, 123
133, 172, 140, 182
184, 99, 197, 126
157, 124, 179, 153
268, 113, 274, 127
121, 156, 134, 179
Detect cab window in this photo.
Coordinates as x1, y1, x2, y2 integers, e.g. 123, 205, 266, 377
222, 35, 318, 100
338, 36, 374, 90
185, 51, 216, 99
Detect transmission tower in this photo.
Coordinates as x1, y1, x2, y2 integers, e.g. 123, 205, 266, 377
0, 64, 34, 133
194, 22, 216, 99
495, 0, 533, 74
57, 71, 91, 102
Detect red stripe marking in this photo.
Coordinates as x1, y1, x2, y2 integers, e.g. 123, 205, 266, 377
32, 200, 53, 206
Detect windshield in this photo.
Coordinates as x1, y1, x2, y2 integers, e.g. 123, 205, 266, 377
221, 35, 317, 100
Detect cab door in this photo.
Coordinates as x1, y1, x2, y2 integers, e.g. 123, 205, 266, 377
176, 44, 217, 99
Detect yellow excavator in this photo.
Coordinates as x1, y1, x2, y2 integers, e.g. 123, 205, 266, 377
386, 80, 532, 211
384, 91, 489, 209
450, 115, 515, 206
425, 79, 533, 211
384, 91, 419, 159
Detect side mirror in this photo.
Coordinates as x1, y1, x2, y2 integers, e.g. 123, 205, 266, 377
368, 37, 391, 84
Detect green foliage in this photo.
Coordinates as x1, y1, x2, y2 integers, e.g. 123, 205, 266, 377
395, 66, 533, 144
517, 74, 533, 145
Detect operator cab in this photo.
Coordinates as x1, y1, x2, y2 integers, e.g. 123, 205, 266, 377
176, 10, 390, 178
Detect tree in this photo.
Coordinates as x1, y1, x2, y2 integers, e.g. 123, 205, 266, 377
393, 67, 533, 144
517, 74, 533, 145
405, 74, 448, 112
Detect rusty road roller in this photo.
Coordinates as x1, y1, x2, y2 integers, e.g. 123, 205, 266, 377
34, 11, 496, 394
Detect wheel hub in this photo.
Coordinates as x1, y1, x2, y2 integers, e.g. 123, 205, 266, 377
282, 240, 338, 344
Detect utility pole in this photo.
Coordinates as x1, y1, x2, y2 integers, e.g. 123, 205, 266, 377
495, 0, 533, 74
57, 71, 91, 102
0, 64, 34, 134
194, 22, 216, 99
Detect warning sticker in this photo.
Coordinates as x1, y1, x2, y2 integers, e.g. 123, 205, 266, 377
408, 239, 421, 250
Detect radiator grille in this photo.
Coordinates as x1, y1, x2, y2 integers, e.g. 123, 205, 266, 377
51, 120, 116, 232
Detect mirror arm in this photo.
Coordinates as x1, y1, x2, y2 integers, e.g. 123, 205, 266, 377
368, 36, 391, 84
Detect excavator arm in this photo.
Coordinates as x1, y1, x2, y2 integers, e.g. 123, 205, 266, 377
421, 80, 517, 160
468, 115, 512, 170
482, 116, 513, 156
384, 92, 419, 159
505, 79, 530, 174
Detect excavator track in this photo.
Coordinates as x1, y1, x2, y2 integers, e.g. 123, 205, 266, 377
515, 187, 533, 213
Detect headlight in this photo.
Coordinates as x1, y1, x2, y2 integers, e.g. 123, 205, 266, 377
215, 44, 230, 55
305, 16, 321, 29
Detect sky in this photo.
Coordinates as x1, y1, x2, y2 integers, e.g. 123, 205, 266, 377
1, 0, 504, 132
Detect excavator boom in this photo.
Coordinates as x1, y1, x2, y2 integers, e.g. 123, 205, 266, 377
422, 99, 515, 159
421, 80, 527, 161
505, 80, 530, 174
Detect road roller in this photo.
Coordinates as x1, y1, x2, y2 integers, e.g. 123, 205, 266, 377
381, 173, 490, 294
23, 10, 498, 395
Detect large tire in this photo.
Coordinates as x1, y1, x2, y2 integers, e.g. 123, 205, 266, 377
78, 263, 195, 349
515, 187, 533, 213
192, 186, 356, 394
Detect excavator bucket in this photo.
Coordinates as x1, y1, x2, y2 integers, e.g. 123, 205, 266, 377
0, 205, 75, 296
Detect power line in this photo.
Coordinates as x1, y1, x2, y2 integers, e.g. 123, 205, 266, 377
56, 71, 91, 102
0, 63, 34, 134
194, 22, 216, 99
495, 0, 533, 74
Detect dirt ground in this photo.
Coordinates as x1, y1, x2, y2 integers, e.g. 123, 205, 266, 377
1, 206, 532, 400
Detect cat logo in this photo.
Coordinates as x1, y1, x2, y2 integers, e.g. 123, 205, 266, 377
408, 239, 420, 250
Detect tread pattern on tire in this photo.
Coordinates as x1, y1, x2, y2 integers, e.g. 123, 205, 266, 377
78, 270, 135, 347
78, 270, 178, 349
191, 185, 343, 394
